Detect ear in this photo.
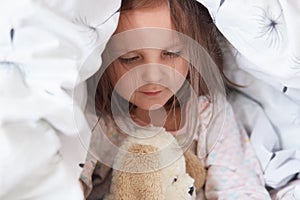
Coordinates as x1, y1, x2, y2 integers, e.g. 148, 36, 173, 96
112, 143, 164, 200
184, 149, 206, 191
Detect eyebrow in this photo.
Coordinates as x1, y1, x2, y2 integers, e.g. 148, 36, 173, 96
115, 43, 184, 54
164, 43, 184, 50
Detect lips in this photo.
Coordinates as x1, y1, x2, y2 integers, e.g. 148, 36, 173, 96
137, 85, 165, 96
140, 90, 162, 96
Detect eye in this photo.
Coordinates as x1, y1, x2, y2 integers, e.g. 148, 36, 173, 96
172, 177, 178, 183
163, 50, 181, 58
118, 56, 140, 64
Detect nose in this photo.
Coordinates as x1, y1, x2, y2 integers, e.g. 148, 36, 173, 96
140, 49, 168, 83
188, 186, 194, 196
141, 64, 163, 83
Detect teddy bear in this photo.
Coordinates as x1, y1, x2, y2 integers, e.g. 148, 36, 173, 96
104, 127, 206, 200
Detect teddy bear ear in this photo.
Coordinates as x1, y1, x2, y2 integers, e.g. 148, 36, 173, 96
184, 149, 206, 192
111, 143, 164, 200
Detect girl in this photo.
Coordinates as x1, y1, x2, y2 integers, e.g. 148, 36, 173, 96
80, 0, 271, 199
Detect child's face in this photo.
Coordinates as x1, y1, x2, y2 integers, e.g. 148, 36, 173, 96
108, 4, 189, 111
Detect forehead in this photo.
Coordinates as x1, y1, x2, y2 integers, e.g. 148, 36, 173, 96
106, 28, 184, 61
115, 4, 173, 33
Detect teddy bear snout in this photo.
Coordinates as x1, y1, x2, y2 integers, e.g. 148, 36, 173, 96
188, 186, 194, 196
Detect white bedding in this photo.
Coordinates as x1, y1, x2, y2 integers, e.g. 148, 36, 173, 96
196, 0, 300, 198
0, 0, 120, 199
1, 0, 299, 199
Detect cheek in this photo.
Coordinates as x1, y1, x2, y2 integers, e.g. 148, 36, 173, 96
107, 62, 124, 86
115, 79, 136, 101
176, 59, 189, 77
108, 64, 138, 101
169, 59, 189, 92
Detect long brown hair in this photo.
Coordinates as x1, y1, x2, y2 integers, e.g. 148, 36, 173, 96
95, 0, 226, 120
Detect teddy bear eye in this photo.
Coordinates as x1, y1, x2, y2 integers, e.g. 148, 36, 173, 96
173, 177, 178, 183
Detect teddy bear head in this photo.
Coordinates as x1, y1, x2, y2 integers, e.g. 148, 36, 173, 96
104, 127, 196, 200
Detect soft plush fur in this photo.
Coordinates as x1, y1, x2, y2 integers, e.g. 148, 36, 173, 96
184, 150, 206, 192
104, 128, 206, 200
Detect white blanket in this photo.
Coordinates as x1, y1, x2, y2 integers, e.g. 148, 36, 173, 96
1, 0, 300, 199
196, 0, 300, 198
0, 0, 120, 199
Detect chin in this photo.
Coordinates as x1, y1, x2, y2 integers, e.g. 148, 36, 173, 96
131, 97, 173, 111
137, 104, 163, 111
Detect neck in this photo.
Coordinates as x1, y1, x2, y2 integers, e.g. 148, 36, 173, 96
131, 106, 182, 132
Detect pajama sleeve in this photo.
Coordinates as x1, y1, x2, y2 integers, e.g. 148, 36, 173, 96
80, 116, 127, 199
197, 99, 271, 200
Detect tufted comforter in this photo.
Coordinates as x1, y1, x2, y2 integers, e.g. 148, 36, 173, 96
0, 0, 120, 199
1, 0, 299, 199
197, 0, 300, 198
